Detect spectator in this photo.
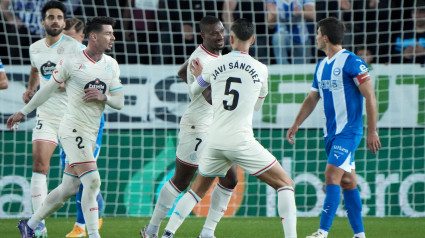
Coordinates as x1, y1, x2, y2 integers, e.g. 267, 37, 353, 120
266, 0, 315, 64
122, 0, 160, 64
356, 46, 374, 68
222, 0, 270, 64
0, 59, 9, 90
395, 0, 425, 65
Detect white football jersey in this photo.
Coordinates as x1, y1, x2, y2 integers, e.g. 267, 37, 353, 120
30, 34, 83, 122
201, 51, 268, 150
52, 50, 122, 139
179, 45, 220, 132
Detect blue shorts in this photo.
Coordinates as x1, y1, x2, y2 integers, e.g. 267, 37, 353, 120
324, 134, 362, 172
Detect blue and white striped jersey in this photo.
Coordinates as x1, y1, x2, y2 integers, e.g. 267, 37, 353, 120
312, 49, 370, 137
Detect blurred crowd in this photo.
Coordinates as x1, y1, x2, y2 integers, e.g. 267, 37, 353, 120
1, 0, 424, 66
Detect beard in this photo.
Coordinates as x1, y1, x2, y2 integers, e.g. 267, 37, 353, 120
45, 26, 63, 37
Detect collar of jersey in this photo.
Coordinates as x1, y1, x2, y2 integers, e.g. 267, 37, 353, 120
83, 50, 104, 64
200, 44, 219, 57
231, 51, 248, 54
326, 49, 345, 64
45, 34, 64, 48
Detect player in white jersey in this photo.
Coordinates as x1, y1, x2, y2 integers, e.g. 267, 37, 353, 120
141, 16, 238, 238
8, 16, 124, 238
286, 17, 381, 238
160, 18, 297, 238
19, 2, 83, 237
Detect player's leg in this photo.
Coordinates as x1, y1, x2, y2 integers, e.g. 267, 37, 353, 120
199, 165, 238, 238
341, 170, 365, 238
161, 148, 231, 238
256, 163, 297, 238
31, 122, 60, 237
143, 131, 201, 237
23, 168, 81, 235
233, 142, 296, 238
310, 135, 361, 238
142, 159, 197, 237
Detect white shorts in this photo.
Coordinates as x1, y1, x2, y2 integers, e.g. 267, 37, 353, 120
32, 118, 60, 145
199, 140, 277, 177
175, 130, 207, 167
59, 121, 96, 166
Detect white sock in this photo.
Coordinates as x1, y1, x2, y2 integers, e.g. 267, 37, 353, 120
318, 229, 328, 237
164, 189, 201, 234
149, 180, 181, 233
277, 187, 297, 238
354, 232, 366, 238
80, 171, 101, 236
88, 232, 101, 238
29, 174, 80, 229
31, 172, 47, 213
76, 222, 85, 230
201, 184, 233, 235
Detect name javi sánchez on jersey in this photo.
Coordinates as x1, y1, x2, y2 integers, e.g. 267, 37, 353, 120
212, 60, 259, 82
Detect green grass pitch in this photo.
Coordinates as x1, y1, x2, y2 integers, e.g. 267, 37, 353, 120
1, 217, 424, 237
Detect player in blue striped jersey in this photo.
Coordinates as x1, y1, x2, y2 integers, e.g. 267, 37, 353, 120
286, 17, 381, 238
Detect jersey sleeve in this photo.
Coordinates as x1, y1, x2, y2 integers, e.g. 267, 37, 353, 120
51, 59, 70, 83
0, 59, 4, 72
346, 55, 371, 86
259, 65, 269, 98
109, 62, 123, 93
311, 62, 320, 92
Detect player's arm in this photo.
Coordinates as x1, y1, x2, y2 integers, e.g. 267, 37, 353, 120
7, 75, 62, 129
22, 66, 40, 103
255, 69, 269, 111
286, 90, 320, 145
189, 58, 210, 96
0, 71, 8, 90
84, 87, 124, 110
178, 59, 189, 83
358, 79, 381, 154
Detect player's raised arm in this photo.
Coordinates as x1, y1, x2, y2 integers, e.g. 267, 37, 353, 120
286, 90, 320, 144
358, 79, 381, 153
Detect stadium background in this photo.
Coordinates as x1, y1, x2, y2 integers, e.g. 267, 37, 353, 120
0, 0, 424, 221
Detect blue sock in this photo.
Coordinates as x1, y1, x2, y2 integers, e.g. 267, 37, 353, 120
343, 188, 364, 234
76, 184, 85, 224
97, 192, 104, 218
319, 185, 341, 232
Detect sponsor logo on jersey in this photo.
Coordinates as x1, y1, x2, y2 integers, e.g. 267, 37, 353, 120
40, 61, 56, 79
319, 79, 343, 91
84, 78, 107, 94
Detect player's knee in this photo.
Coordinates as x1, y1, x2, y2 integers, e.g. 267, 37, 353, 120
218, 176, 238, 189
341, 177, 356, 190
170, 176, 191, 191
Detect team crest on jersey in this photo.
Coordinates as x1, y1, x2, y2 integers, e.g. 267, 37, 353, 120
84, 78, 107, 94
104, 64, 112, 73
40, 61, 56, 79
57, 46, 65, 54
333, 67, 341, 76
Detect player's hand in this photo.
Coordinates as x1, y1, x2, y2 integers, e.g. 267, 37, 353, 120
84, 88, 106, 102
367, 130, 381, 154
22, 90, 35, 104
190, 58, 203, 78
286, 125, 299, 145
6, 112, 25, 130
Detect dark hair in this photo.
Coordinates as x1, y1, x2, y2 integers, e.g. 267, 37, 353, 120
230, 18, 254, 41
41, 1, 67, 20
64, 18, 85, 33
200, 15, 221, 32
317, 17, 345, 45
84, 17, 116, 36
